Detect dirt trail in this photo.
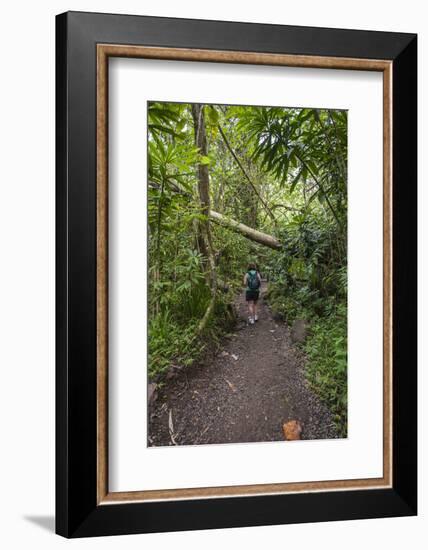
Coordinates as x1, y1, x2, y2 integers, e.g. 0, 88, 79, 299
148, 283, 339, 446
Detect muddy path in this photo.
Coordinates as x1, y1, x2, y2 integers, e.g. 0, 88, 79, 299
148, 283, 339, 446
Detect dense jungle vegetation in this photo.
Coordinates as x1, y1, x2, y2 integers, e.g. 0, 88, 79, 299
148, 101, 348, 434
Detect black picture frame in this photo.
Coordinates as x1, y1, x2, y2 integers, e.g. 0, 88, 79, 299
56, 11, 417, 538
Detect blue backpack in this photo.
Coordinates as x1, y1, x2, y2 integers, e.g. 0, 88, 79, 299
247, 270, 260, 290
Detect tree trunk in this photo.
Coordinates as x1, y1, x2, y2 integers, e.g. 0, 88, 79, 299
191, 104, 218, 333
209, 210, 281, 250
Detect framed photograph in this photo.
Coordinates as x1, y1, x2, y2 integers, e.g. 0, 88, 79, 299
56, 11, 417, 538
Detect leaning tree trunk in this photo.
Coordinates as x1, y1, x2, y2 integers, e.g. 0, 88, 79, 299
209, 210, 281, 250
191, 104, 218, 333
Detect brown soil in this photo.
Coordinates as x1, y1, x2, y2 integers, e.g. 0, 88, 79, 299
148, 283, 339, 446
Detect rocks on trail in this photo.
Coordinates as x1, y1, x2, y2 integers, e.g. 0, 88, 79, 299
290, 319, 310, 344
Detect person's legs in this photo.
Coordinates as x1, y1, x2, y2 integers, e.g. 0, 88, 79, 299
246, 291, 259, 324
253, 291, 260, 320
246, 293, 252, 322
248, 301, 254, 322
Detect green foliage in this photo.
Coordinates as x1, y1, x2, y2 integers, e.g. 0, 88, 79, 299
148, 312, 200, 379
148, 102, 188, 142
305, 304, 347, 436
238, 106, 348, 231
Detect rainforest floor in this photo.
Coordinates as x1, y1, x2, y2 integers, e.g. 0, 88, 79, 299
148, 283, 340, 446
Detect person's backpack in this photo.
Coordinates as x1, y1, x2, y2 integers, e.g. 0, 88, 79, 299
247, 270, 260, 290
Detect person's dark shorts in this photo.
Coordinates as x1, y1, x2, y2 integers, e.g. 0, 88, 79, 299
246, 290, 260, 302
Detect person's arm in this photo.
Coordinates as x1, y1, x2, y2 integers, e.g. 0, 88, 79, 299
243, 273, 247, 286
257, 271, 262, 283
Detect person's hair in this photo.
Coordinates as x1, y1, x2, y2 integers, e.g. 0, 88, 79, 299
247, 263, 257, 271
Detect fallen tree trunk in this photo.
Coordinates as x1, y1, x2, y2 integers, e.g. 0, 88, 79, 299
148, 181, 282, 251
209, 210, 281, 250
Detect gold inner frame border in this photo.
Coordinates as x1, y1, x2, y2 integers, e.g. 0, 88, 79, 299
96, 44, 393, 505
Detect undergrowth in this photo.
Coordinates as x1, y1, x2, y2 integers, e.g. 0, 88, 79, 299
304, 304, 347, 437
266, 284, 347, 437
265, 216, 348, 437
148, 294, 236, 383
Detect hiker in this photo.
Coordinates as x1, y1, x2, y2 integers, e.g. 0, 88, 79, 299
243, 263, 261, 325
